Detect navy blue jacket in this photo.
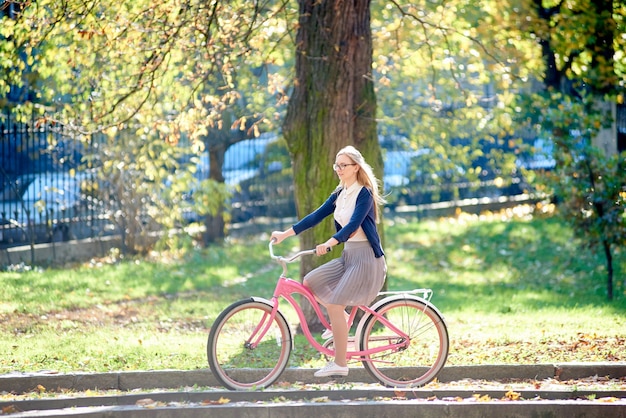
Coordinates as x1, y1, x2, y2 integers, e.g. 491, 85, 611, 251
292, 187, 384, 258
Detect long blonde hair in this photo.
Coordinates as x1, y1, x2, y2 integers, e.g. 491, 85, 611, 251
336, 145, 386, 222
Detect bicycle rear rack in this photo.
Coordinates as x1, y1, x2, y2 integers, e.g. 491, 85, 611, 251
377, 288, 433, 302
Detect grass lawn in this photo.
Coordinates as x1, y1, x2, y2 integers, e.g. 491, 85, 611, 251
1, 206, 624, 374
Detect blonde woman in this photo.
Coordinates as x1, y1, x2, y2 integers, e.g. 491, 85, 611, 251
271, 145, 387, 377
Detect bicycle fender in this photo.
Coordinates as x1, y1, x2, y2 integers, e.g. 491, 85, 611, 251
250, 296, 277, 307
248, 296, 288, 322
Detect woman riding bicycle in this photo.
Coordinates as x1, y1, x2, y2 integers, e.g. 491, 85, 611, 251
270, 145, 387, 378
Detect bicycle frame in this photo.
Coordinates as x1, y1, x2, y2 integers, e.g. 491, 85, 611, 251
256, 242, 420, 361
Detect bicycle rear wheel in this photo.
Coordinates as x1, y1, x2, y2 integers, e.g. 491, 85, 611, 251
207, 299, 292, 390
359, 297, 449, 388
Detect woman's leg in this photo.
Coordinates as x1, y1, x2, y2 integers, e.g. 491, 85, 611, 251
326, 303, 348, 367
304, 278, 348, 337
303, 262, 349, 368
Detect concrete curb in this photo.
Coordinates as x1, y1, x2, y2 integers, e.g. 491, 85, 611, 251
3, 394, 626, 418
1, 363, 625, 394
1, 364, 625, 418
4, 385, 626, 410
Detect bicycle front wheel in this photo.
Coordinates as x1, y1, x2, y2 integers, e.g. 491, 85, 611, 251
359, 297, 449, 388
207, 299, 292, 390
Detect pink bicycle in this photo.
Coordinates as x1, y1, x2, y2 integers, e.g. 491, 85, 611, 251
207, 241, 449, 390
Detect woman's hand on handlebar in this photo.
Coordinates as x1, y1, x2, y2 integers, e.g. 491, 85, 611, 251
270, 228, 295, 245
315, 244, 331, 256
315, 238, 338, 256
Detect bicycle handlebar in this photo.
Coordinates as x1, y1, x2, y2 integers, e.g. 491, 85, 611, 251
269, 240, 316, 262
269, 239, 330, 276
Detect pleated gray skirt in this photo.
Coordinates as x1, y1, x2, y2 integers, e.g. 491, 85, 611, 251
303, 241, 386, 306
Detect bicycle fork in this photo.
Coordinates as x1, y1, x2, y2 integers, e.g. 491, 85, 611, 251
244, 297, 281, 349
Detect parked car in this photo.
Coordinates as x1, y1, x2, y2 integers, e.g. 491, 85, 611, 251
0, 172, 108, 246
382, 147, 470, 206
383, 148, 432, 190
195, 133, 279, 186
189, 133, 286, 223
515, 138, 556, 170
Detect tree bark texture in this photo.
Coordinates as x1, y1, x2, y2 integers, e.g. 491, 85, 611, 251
283, 0, 382, 330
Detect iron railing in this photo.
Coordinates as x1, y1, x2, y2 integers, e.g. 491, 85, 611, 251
0, 114, 105, 248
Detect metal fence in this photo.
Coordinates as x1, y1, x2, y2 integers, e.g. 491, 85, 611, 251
0, 114, 296, 249
13, 105, 624, 250
0, 112, 525, 250
0, 112, 532, 251
0, 115, 105, 248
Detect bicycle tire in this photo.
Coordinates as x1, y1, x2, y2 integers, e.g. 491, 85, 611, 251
207, 299, 292, 390
359, 297, 449, 388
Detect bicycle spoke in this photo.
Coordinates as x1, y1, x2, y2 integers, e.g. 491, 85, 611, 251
360, 298, 449, 387
207, 300, 292, 390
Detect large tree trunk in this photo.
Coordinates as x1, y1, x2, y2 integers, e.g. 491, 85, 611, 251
283, 0, 382, 331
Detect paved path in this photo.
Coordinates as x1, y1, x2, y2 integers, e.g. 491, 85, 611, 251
1, 363, 625, 417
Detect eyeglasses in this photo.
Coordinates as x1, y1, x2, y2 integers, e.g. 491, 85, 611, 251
333, 163, 357, 171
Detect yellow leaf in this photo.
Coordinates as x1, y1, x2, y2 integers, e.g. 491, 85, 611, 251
311, 396, 330, 403
504, 390, 521, 401
473, 394, 491, 402
201, 397, 230, 405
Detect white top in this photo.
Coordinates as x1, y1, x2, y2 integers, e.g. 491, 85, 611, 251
334, 182, 368, 242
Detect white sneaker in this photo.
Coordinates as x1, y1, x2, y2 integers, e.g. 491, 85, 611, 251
314, 361, 349, 377
321, 328, 334, 339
